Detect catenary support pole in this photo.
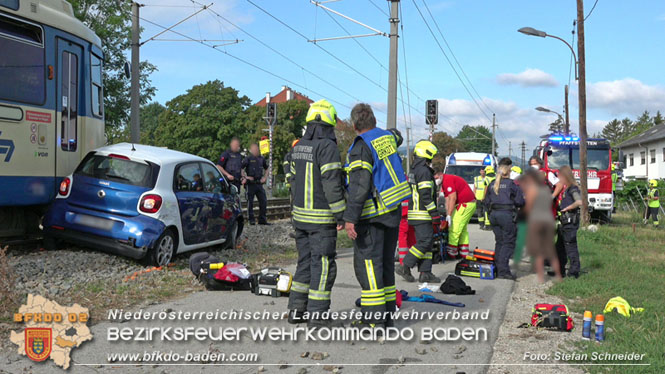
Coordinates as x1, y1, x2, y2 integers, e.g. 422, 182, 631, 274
564, 84, 570, 134
491, 113, 496, 156
386, 0, 399, 129
130, 2, 141, 143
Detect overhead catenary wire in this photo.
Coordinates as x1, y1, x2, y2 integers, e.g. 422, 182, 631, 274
584, 0, 599, 21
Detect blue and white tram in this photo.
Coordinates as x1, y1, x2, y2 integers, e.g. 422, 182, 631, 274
0, 0, 105, 237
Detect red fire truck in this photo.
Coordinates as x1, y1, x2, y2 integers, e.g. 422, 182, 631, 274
534, 135, 614, 222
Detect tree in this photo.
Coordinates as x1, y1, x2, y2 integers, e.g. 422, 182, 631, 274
431, 131, 464, 172
153, 80, 251, 161
547, 118, 564, 134
335, 119, 356, 161
633, 110, 654, 135
455, 125, 495, 154
600, 119, 624, 145
140, 102, 166, 145
69, 0, 157, 138
653, 111, 664, 126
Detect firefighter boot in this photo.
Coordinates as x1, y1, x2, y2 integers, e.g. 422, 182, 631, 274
418, 272, 441, 283
287, 309, 307, 324
395, 264, 415, 282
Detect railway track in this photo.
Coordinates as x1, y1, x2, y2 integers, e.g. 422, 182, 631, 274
241, 198, 291, 220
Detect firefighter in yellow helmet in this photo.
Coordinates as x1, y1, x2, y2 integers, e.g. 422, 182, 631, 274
473, 168, 487, 229
644, 179, 660, 226
482, 165, 496, 230
396, 140, 441, 283
611, 164, 618, 212
288, 100, 346, 328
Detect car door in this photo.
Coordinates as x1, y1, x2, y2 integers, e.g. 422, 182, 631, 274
199, 162, 228, 241
173, 162, 210, 245
55, 37, 83, 178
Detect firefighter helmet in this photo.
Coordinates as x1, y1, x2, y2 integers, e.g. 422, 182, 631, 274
413, 140, 438, 160
291, 139, 300, 147
306, 99, 337, 126
485, 165, 495, 175
649, 179, 658, 188
612, 164, 616, 171
511, 166, 522, 175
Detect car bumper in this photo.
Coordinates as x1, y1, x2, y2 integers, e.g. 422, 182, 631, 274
588, 193, 613, 212
43, 200, 166, 259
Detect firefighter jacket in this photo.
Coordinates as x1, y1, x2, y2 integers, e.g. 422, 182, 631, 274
343, 127, 411, 226
474, 175, 486, 200
407, 157, 439, 223
291, 122, 346, 228
648, 188, 660, 208
283, 149, 294, 187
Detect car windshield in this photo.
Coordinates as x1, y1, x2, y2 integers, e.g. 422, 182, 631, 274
547, 147, 610, 171
76, 154, 156, 187
445, 165, 484, 183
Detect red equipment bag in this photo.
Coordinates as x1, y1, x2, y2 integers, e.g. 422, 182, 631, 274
473, 248, 495, 262
531, 303, 574, 331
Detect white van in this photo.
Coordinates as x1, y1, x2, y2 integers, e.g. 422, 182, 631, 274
443, 152, 497, 192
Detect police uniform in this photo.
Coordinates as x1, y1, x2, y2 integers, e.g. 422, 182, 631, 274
288, 101, 346, 324
242, 154, 269, 224
217, 149, 243, 191
474, 174, 486, 228
484, 176, 525, 278
645, 180, 660, 226
402, 155, 440, 278
555, 185, 582, 278
344, 127, 410, 325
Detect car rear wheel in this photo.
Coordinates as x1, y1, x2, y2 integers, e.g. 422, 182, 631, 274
224, 222, 239, 250
42, 235, 62, 251
149, 230, 176, 267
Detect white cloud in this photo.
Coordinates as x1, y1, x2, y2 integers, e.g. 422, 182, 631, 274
587, 78, 665, 116
496, 68, 559, 88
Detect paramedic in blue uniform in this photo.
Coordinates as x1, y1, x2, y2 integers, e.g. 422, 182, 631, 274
242, 143, 270, 225
217, 137, 243, 192
483, 164, 525, 280
344, 103, 411, 328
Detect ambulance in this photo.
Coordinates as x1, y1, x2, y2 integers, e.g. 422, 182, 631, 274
443, 152, 497, 192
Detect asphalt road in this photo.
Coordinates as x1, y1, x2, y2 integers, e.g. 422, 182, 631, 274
3, 224, 515, 374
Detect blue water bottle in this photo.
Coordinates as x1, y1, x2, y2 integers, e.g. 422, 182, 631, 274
582, 311, 592, 340
595, 314, 605, 342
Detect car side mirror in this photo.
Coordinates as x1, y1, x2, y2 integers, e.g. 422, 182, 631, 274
219, 177, 230, 193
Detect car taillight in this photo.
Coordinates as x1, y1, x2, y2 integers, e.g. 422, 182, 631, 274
59, 177, 71, 196
140, 194, 162, 213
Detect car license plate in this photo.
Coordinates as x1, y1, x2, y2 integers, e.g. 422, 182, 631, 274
74, 214, 115, 230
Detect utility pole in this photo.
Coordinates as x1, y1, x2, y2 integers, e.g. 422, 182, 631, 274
520, 141, 526, 169
491, 113, 496, 156
264, 97, 277, 192
576, 0, 589, 225
130, 1, 141, 143
564, 84, 570, 134
386, 0, 399, 129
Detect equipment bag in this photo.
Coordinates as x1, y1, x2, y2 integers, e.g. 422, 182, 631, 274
454, 258, 496, 279
531, 303, 574, 331
252, 267, 293, 297
189, 252, 252, 291
472, 248, 495, 262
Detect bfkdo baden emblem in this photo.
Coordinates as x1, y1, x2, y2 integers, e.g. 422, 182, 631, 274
25, 328, 52, 362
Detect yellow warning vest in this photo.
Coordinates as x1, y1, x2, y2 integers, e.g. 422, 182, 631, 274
474, 175, 486, 200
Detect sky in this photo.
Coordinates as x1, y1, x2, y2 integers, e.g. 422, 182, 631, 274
137, 0, 665, 154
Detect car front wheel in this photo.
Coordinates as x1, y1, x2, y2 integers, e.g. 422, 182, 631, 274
224, 221, 239, 250
149, 230, 176, 266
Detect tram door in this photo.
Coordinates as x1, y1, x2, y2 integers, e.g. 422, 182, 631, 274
55, 37, 83, 178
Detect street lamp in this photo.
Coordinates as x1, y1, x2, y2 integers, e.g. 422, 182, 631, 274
518, 27, 578, 80
535, 106, 564, 122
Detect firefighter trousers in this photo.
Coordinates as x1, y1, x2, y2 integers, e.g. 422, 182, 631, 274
353, 221, 398, 323
447, 202, 476, 257
645, 207, 660, 226
403, 222, 434, 273
556, 222, 580, 277
288, 226, 337, 313
477, 202, 485, 227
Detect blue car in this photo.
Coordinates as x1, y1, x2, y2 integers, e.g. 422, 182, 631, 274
43, 143, 243, 266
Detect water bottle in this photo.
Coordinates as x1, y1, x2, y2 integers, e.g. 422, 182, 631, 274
582, 311, 592, 340
595, 314, 605, 342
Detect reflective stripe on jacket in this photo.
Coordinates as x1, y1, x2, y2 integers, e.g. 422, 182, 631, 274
407, 157, 438, 222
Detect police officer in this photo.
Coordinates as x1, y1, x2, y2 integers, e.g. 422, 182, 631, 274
555, 165, 582, 278
217, 137, 243, 192
396, 140, 441, 283
482, 165, 496, 231
344, 103, 410, 328
287, 100, 346, 328
483, 165, 525, 280
644, 179, 660, 226
242, 143, 269, 225
283, 139, 299, 191
473, 168, 487, 229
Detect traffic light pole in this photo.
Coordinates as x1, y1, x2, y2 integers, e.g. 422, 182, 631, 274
386, 0, 399, 129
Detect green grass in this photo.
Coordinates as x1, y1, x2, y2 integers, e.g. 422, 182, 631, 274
337, 230, 354, 249
547, 212, 665, 374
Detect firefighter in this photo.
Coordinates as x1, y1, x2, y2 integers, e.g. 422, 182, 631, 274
283, 139, 299, 189
611, 164, 618, 211
344, 103, 410, 328
482, 166, 496, 230
483, 165, 525, 280
644, 179, 660, 226
442, 173, 477, 258
555, 166, 582, 278
242, 143, 270, 225
287, 100, 346, 328
396, 140, 441, 283
217, 137, 243, 192
474, 168, 487, 229
510, 165, 522, 181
